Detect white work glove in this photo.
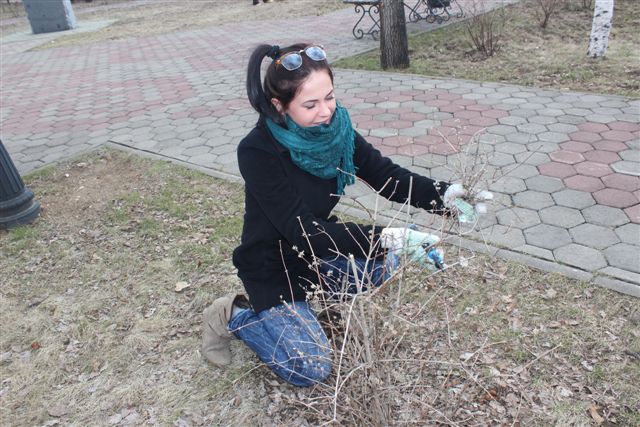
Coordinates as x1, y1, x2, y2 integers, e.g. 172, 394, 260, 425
443, 183, 493, 222
380, 227, 444, 270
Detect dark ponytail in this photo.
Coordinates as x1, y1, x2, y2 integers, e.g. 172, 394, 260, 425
246, 42, 334, 126
246, 44, 279, 123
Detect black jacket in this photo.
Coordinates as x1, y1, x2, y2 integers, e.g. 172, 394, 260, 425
232, 118, 450, 312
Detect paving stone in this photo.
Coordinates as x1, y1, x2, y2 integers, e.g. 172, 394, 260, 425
554, 244, 607, 270
488, 152, 516, 167
614, 223, 640, 244
619, 149, 640, 162
582, 205, 630, 226
550, 150, 584, 164
505, 164, 539, 179
571, 223, 620, 249
539, 205, 585, 228
485, 224, 526, 248
513, 190, 555, 209
529, 116, 559, 126
593, 188, 638, 208
611, 161, 640, 177
529, 141, 562, 154
552, 189, 596, 209
524, 224, 572, 249
496, 207, 541, 229
538, 162, 577, 178
598, 267, 640, 286
525, 175, 565, 193
498, 116, 528, 126
488, 124, 518, 136
495, 142, 527, 155
538, 131, 570, 143
564, 175, 604, 192
520, 244, 555, 260
585, 114, 618, 124
604, 243, 640, 273
547, 123, 579, 134
489, 176, 526, 194
516, 123, 548, 135
575, 161, 612, 178
515, 151, 550, 166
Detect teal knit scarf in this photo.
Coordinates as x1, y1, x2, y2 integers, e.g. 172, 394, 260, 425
265, 103, 356, 195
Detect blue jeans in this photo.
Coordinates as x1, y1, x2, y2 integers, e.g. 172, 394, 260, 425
229, 256, 392, 387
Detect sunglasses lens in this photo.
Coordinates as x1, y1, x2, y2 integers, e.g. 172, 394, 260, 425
281, 53, 303, 71
306, 46, 326, 61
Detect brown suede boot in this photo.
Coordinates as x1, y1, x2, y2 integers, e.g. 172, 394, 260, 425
202, 295, 236, 366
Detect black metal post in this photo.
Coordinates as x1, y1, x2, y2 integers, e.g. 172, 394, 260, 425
0, 140, 41, 229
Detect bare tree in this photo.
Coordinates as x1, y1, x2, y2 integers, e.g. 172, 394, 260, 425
587, 0, 614, 58
380, 0, 410, 69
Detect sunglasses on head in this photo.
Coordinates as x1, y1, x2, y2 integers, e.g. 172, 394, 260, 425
275, 45, 327, 71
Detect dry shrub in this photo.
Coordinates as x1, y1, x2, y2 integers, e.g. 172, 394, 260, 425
463, 0, 509, 59
534, 0, 567, 28
277, 132, 499, 424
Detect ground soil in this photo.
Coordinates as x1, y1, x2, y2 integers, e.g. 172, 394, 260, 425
1, 150, 638, 426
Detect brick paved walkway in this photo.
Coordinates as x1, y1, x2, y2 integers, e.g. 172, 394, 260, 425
1, 7, 638, 296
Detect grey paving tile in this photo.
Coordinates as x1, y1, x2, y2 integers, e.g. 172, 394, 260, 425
547, 123, 579, 134
520, 244, 555, 260
498, 116, 528, 126
488, 125, 518, 136
515, 151, 550, 166
529, 116, 558, 126
604, 243, 640, 273
598, 267, 640, 286
495, 142, 527, 155
538, 132, 570, 143
554, 244, 607, 270
489, 176, 526, 194
488, 152, 516, 167
614, 223, 640, 245
619, 150, 640, 162
514, 190, 555, 209
484, 224, 526, 248
504, 164, 539, 179
496, 207, 541, 229
585, 114, 617, 124
582, 205, 630, 226
525, 175, 565, 193
524, 224, 572, 249
539, 206, 585, 228
517, 123, 548, 135
552, 189, 596, 209
611, 160, 640, 176
571, 223, 620, 249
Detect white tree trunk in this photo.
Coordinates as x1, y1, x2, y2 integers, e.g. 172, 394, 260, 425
587, 0, 614, 58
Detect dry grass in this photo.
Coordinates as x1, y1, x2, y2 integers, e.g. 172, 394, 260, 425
1, 149, 638, 426
335, 0, 640, 97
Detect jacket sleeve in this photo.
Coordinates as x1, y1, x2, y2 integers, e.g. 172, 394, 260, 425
354, 133, 450, 213
238, 143, 382, 259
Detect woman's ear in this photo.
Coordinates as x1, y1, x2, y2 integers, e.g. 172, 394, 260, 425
271, 98, 284, 114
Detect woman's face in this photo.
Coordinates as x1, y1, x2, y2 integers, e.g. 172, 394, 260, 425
274, 70, 336, 128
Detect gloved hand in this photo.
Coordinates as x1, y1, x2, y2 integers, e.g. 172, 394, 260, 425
380, 227, 445, 270
443, 183, 493, 223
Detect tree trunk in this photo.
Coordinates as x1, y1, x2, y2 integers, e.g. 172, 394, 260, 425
587, 0, 614, 58
380, 0, 410, 69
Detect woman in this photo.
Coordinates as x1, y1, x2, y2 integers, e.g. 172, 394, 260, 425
202, 43, 485, 387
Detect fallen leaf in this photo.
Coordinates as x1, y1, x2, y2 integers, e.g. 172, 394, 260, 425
31, 342, 41, 350
175, 281, 190, 292
588, 403, 605, 425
